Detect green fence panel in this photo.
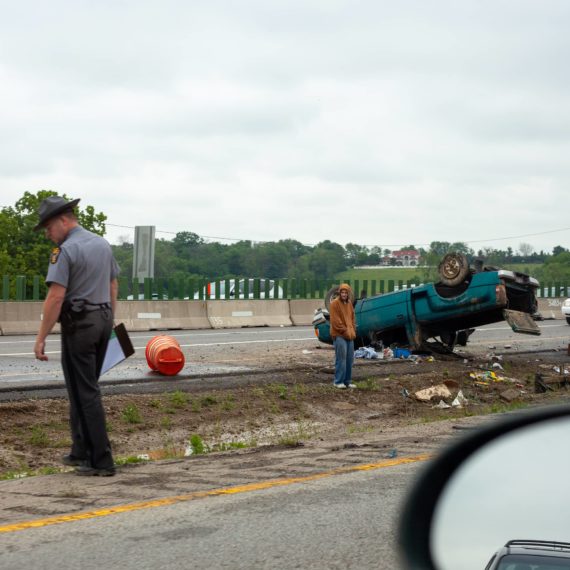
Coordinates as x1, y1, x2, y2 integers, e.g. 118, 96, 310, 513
253, 278, 260, 299
371, 280, 377, 297
143, 278, 153, 300
155, 278, 164, 300
299, 279, 306, 299
118, 277, 129, 300
16, 276, 26, 301
242, 278, 249, 299
379, 280, 385, 294
387, 280, 395, 293
185, 279, 193, 300
398, 280, 403, 291
214, 280, 221, 300
289, 278, 296, 299
32, 276, 40, 300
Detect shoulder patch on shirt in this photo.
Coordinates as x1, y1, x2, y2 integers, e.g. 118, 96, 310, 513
50, 247, 60, 264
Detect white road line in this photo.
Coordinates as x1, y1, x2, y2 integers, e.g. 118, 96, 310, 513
0, 337, 317, 357
0, 327, 314, 346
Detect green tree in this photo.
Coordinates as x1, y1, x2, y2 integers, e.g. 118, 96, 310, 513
0, 190, 107, 297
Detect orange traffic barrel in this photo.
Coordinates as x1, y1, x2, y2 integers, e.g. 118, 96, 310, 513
145, 335, 185, 376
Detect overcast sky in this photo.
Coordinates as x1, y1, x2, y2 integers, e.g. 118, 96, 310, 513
2, 1, 569, 254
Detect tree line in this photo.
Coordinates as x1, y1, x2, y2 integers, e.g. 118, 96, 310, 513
1, 191, 569, 298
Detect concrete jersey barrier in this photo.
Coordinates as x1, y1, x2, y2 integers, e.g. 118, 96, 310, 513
289, 299, 325, 326
2, 297, 566, 336
116, 300, 210, 331
206, 300, 292, 328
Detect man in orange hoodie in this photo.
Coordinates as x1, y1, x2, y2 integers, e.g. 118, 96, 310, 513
329, 283, 357, 389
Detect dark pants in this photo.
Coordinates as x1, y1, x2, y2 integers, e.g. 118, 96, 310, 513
61, 308, 114, 469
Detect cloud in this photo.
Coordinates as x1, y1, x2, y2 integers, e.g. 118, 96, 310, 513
1, 0, 569, 252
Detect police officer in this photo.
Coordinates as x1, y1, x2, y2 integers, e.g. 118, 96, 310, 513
33, 196, 119, 476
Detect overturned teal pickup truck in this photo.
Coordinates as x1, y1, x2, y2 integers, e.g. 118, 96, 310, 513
313, 253, 540, 352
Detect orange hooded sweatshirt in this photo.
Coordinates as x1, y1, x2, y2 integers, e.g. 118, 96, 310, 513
329, 283, 356, 340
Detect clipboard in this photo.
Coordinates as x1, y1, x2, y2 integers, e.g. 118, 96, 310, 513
101, 323, 135, 375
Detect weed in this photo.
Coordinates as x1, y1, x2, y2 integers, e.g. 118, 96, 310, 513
115, 455, 148, 466
293, 383, 308, 397
211, 441, 249, 452
169, 391, 189, 408
37, 466, 60, 476
347, 424, 374, 434
268, 384, 288, 399
221, 395, 236, 411
200, 395, 218, 407
189, 434, 206, 455
191, 399, 201, 412
28, 426, 50, 447
276, 422, 315, 446
355, 378, 379, 391
122, 404, 143, 424
149, 399, 163, 409
252, 387, 265, 398
160, 416, 173, 429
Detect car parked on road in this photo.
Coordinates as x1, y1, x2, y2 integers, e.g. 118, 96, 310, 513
194, 278, 284, 300
561, 299, 570, 324
484, 540, 570, 569
313, 253, 540, 352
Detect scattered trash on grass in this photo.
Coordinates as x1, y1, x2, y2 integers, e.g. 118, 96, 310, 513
433, 400, 451, 409
302, 349, 313, 355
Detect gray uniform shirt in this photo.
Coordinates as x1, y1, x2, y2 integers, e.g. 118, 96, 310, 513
46, 226, 120, 304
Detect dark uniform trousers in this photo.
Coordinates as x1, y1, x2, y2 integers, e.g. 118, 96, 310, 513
61, 307, 114, 469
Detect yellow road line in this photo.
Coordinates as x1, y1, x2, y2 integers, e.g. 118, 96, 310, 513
0, 453, 431, 534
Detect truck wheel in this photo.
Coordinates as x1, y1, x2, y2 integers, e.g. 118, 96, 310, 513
324, 286, 340, 311
566, 317, 570, 326
438, 253, 470, 287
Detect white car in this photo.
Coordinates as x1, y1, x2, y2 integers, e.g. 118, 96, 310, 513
562, 299, 570, 324
194, 279, 284, 300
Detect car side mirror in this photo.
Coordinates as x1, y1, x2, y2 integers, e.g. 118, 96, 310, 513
398, 405, 570, 569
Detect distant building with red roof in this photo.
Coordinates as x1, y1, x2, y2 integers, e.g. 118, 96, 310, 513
382, 249, 421, 267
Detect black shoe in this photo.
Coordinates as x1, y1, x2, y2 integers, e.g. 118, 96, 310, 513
75, 465, 116, 477
61, 454, 87, 467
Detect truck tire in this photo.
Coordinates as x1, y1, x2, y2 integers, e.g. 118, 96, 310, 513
438, 253, 470, 287
566, 317, 570, 325
324, 286, 340, 311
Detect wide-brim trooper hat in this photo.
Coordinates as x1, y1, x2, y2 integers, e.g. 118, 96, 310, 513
34, 196, 80, 231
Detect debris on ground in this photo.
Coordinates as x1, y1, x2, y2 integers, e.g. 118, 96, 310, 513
451, 390, 468, 408
415, 384, 452, 402
500, 388, 522, 402
355, 346, 380, 359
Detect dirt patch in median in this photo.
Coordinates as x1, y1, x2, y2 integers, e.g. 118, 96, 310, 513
1, 351, 569, 477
